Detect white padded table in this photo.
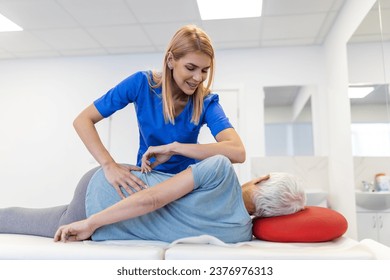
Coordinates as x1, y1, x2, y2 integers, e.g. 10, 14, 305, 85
0, 234, 166, 260
165, 236, 390, 260
1, 234, 390, 260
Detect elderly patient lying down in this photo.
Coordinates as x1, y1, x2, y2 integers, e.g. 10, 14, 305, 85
0, 155, 305, 243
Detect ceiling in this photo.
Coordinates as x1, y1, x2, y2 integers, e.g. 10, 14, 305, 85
264, 86, 301, 107
0, 0, 349, 60
349, 0, 390, 44
0, 0, 388, 107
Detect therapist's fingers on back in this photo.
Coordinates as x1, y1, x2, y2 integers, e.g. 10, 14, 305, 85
117, 176, 144, 196
140, 155, 150, 165
112, 167, 137, 194
126, 165, 146, 185
113, 183, 126, 199
129, 173, 147, 189
120, 166, 147, 190
128, 165, 141, 171
150, 160, 163, 169
140, 161, 152, 173
124, 177, 145, 193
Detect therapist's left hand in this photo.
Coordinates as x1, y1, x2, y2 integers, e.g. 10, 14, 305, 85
141, 143, 175, 173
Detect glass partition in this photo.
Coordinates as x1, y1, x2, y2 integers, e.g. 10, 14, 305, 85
348, 0, 390, 245
348, 0, 390, 156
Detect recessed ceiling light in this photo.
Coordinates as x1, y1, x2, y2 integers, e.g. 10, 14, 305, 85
348, 86, 374, 99
0, 13, 23, 32
197, 0, 262, 20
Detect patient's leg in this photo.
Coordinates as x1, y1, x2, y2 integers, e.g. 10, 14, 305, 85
0, 205, 69, 238
0, 167, 99, 238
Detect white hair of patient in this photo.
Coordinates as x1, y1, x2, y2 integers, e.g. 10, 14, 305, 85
252, 172, 306, 217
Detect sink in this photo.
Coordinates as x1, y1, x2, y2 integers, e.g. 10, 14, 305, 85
355, 191, 390, 210
305, 190, 328, 206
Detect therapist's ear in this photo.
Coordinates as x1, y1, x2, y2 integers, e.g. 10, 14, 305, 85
167, 52, 174, 69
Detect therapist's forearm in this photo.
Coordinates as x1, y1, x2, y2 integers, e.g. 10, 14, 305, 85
73, 105, 116, 167
171, 129, 246, 163
171, 142, 244, 163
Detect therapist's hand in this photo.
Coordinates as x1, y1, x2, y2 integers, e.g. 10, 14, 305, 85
103, 163, 147, 199
141, 143, 176, 173
54, 219, 94, 242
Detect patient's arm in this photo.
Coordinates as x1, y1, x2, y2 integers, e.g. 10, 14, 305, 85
54, 167, 194, 242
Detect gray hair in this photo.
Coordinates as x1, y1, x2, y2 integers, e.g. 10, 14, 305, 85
252, 172, 306, 217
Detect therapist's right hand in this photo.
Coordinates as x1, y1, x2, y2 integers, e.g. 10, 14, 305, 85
102, 162, 147, 199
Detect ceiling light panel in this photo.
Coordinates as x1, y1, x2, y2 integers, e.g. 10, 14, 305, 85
0, 13, 22, 32
197, 0, 262, 20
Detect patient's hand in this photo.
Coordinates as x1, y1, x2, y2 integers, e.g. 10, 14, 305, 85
54, 220, 94, 243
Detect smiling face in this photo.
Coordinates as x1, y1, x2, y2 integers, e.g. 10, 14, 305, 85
169, 51, 211, 97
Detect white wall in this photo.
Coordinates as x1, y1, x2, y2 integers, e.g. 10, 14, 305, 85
0, 54, 161, 207
348, 41, 390, 85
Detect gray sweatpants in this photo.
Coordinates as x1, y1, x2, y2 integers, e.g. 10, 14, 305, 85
0, 167, 99, 238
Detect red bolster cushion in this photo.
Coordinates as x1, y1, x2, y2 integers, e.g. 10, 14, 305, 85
252, 206, 348, 242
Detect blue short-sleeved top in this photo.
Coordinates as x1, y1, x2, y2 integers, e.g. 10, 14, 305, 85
94, 71, 233, 174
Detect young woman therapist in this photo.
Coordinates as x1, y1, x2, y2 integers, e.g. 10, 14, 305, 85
73, 24, 245, 199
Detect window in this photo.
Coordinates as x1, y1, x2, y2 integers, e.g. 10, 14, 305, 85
351, 123, 390, 156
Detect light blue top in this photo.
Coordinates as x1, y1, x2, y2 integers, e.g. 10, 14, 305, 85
94, 71, 233, 174
85, 155, 252, 243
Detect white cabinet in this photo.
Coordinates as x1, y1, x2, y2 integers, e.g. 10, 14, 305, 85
357, 212, 390, 246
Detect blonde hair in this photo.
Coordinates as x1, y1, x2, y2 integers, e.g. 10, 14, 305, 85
150, 25, 215, 124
